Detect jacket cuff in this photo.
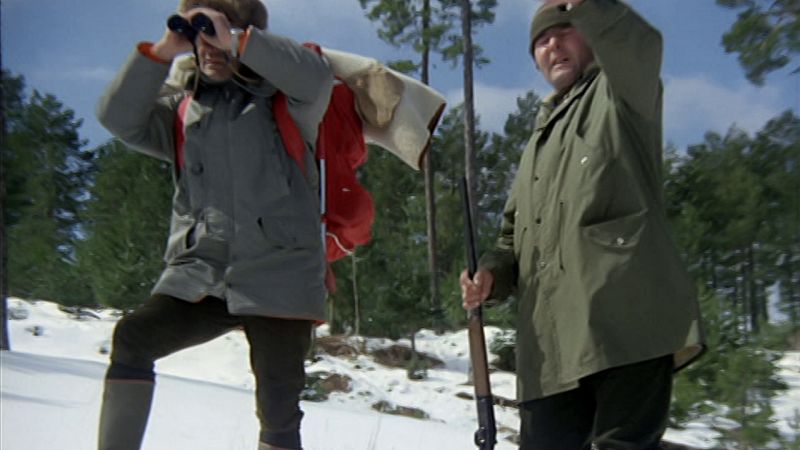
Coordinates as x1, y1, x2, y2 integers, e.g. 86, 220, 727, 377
137, 42, 172, 65
478, 249, 517, 305
238, 28, 252, 58
569, 0, 629, 37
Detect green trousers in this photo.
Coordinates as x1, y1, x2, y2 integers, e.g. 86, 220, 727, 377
519, 355, 673, 450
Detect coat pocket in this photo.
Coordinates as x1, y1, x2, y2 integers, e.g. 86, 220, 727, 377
164, 215, 196, 262
257, 215, 320, 251
579, 209, 647, 251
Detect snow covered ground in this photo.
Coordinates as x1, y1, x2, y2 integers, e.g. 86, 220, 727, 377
2, 298, 798, 449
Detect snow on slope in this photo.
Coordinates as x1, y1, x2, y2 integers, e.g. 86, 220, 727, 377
3, 298, 799, 449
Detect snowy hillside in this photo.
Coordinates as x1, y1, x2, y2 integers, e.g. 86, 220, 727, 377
2, 298, 798, 449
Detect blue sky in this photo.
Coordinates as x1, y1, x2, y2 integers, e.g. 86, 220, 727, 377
3, 0, 798, 151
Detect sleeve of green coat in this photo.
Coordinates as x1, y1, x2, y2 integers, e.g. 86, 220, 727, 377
96, 51, 177, 162
478, 191, 518, 305
570, 0, 663, 118
240, 29, 334, 146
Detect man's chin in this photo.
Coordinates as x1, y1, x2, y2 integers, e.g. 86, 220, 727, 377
201, 67, 233, 82
549, 70, 578, 92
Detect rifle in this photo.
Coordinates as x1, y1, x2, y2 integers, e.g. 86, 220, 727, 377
461, 176, 497, 450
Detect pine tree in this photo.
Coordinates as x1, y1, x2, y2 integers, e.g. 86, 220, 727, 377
77, 140, 172, 310
665, 116, 798, 446
4, 71, 93, 305
716, 0, 800, 85
357, 0, 496, 331
433, 91, 541, 328
0, 72, 25, 349
748, 111, 800, 328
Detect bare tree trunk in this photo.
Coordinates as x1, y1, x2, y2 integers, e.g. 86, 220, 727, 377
461, 0, 478, 385
421, 0, 430, 87
352, 252, 360, 336
421, 0, 443, 333
328, 293, 336, 333
461, 0, 478, 229
1, 12, 11, 350
747, 244, 761, 333
711, 250, 719, 290
1, 142, 8, 352
785, 249, 798, 325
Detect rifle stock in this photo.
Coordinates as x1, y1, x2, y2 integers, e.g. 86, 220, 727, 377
461, 177, 497, 450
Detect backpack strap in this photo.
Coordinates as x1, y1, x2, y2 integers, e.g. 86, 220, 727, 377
272, 42, 325, 177
174, 94, 192, 177
272, 92, 308, 175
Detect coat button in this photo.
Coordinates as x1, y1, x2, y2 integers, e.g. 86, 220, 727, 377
538, 260, 547, 269
191, 162, 204, 175
615, 237, 625, 246
535, 218, 542, 224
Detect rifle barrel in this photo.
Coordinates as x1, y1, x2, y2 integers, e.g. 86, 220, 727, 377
461, 177, 497, 450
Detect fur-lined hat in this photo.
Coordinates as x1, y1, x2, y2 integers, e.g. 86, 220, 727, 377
179, 0, 268, 29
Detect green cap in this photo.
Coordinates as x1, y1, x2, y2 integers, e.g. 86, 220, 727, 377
529, 3, 574, 58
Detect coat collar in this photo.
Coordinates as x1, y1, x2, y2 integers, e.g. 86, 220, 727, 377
535, 64, 600, 132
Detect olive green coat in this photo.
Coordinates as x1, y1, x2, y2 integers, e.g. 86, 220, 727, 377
480, 0, 704, 402
97, 30, 333, 321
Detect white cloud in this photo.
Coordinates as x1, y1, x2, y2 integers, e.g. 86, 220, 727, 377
441, 73, 789, 148
663, 74, 785, 146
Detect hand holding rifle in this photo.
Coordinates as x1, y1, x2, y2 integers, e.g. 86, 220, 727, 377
460, 269, 494, 310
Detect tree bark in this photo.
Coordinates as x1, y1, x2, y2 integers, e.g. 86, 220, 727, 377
1, 16, 11, 350
461, 0, 478, 386
352, 252, 360, 336
747, 244, 761, 333
421, 0, 443, 333
461, 0, 478, 230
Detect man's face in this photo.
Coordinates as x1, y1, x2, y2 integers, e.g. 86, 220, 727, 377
533, 25, 594, 93
197, 36, 234, 82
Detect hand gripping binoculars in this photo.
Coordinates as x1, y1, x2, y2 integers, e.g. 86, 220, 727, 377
167, 13, 216, 42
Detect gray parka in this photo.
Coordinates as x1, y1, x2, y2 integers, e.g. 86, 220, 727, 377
97, 30, 334, 321
479, 0, 704, 402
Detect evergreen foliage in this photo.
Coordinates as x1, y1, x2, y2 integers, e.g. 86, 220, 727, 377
667, 112, 799, 447
356, 0, 498, 336
666, 112, 800, 334
671, 289, 788, 448
4, 30, 798, 443
357, 0, 497, 75
3, 71, 93, 305
76, 140, 172, 310
326, 90, 540, 337
328, 140, 432, 338
716, 0, 800, 85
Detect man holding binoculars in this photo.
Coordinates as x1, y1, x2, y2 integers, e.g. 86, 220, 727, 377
95, 0, 333, 449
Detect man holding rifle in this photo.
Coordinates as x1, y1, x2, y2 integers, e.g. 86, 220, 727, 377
460, 0, 704, 448
95, 0, 332, 449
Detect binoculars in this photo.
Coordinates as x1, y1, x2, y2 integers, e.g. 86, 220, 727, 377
167, 13, 216, 42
